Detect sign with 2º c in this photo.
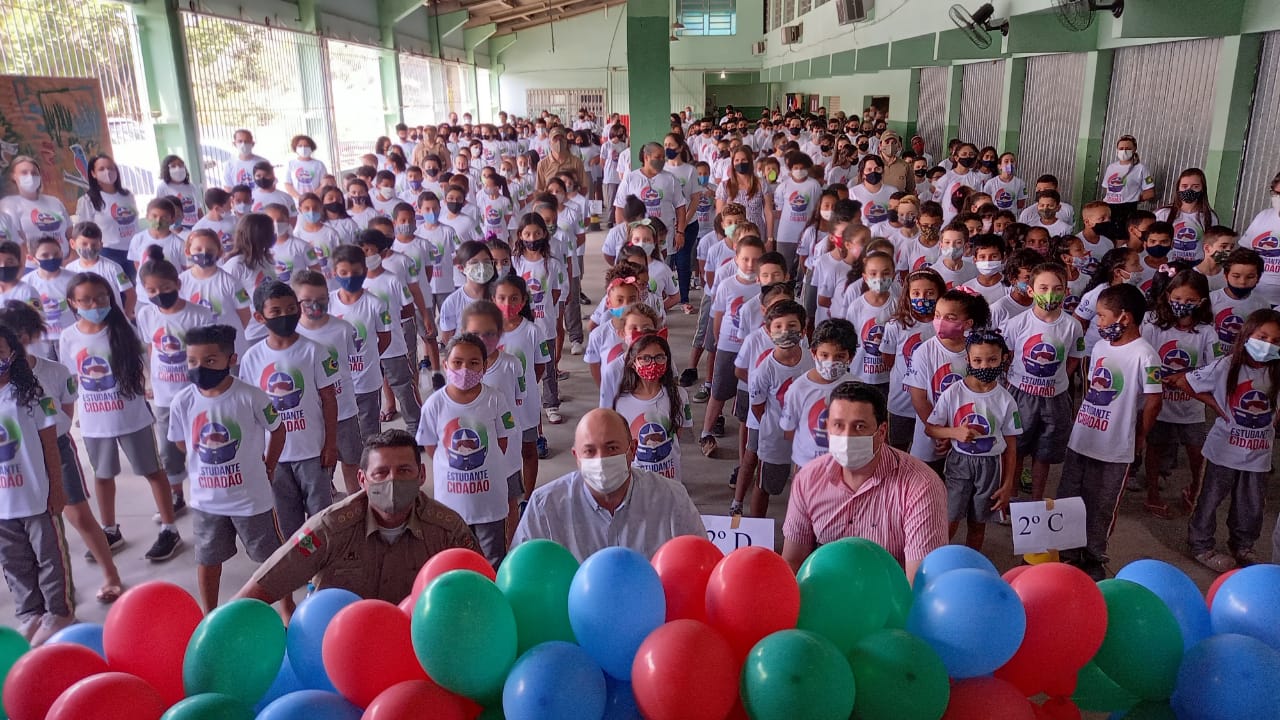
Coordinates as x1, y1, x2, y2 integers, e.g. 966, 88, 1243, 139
1009, 497, 1087, 555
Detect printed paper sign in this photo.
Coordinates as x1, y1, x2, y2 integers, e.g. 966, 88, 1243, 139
701, 515, 777, 554
1010, 497, 1087, 555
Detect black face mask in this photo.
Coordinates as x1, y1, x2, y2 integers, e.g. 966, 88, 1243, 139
981, 159, 997, 171
1228, 283, 1255, 299
351, 195, 369, 206
820, 144, 832, 153
734, 162, 752, 175
187, 365, 231, 391
0, 266, 19, 283
957, 156, 976, 169
789, 127, 801, 136
857, 142, 869, 151
153, 290, 180, 309
264, 313, 301, 337
446, 201, 464, 214
323, 201, 344, 215
425, 167, 440, 177
864, 171, 883, 185
254, 177, 273, 189
914, 169, 927, 178
1093, 220, 1123, 238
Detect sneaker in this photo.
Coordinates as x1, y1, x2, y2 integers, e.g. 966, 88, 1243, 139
679, 368, 699, 387
30, 613, 75, 647
152, 494, 188, 524
556, 370, 570, 382
579, 292, 592, 305
1233, 547, 1259, 567
18, 615, 40, 644
729, 500, 744, 515
1194, 550, 1237, 573
545, 406, 564, 425
712, 414, 726, 438
86, 525, 126, 560
145, 528, 183, 562
728, 466, 738, 488
699, 435, 717, 457
536, 435, 549, 459
693, 384, 711, 403
570, 341, 585, 356
1017, 468, 1032, 495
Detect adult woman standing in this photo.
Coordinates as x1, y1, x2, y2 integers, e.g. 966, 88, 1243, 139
663, 132, 698, 308
1100, 134, 1157, 227
1, 155, 72, 256
1155, 167, 1218, 264
155, 155, 201, 229
1242, 170, 1280, 305
715, 146, 774, 247
74, 155, 140, 275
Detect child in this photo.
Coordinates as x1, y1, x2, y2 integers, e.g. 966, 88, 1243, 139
1141, 267, 1219, 517
250, 162, 296, 216
925, 329, 1022, 551
22, 236, 74, 357
136, 246, 215, 515
1136, 221, 1176, 295
414, 192, 460, 308
1177, 308, 1280, 571
701, 235, 765, 456
441, 185, 480, 245
369, 215, 433, 381
613, 334, 692, 480
370, 171, 401, 217
439, 240, 499, 343
627, 221, 679, 310
264, 203, 320, 282
733, 281, 798, 491
896, 201, 943, 276
357, 230, 425, 433
1209, 248, 1269, 349
845, 252, 897, 396
324, 247, 390, 441
1050, 235, 1094, 314
961, 234, 1008, 304
169, 324, 286, 613
1076, 248, 1143, 359
65, 223, 136, 318
774, 151, 823, 272
128, 198, 185, 270
62, 272, 181, 560
930, 223, 977, 288
586, 264, 643, 385
603, 196, 647, 265
191, 188, 237, 254
1079, 201, 1117, 259
179, 229, 251, 354
0, 323, 73, 644
601, 304, 664, 409
230, 184, 254, 219
494, 274, 549, 478
1059, 284, 1162, 580
983, 152, 1026, 213
321, 186, 360, 244
1195, 225, 1239, 293
417, 334, 517, 568
389, 204, 442, 375
688, 207, 747, 392
345, 179, 379, 229
294, 193, 341, 286
477, 172, 514, 242
220, 213, 277, 298
511, 214, 566, 425
1002, 262, 1085, 499
238, 280, 339, 540
1155, 168, 1217, 263
881, 269, 946, 451
814, 223, 865, 325
779, 318, 858, 468
905, 289, 991, 475
988, 248, 1040, 329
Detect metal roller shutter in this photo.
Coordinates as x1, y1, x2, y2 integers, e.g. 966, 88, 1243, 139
1236, 31, 1280, 226
1018, 53, 1086, 202
916, 66, 949, 162
958, 60, 1004, 152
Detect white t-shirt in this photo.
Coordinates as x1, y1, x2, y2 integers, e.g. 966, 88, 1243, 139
1100, 161, 1155, 204
191, 213, 237, 254
1242, 208, 1280, 304
983, 176, 1027, 212
810, 253, 851, 325
895, 236, 940, 274
614, 388, 693, 481
156, 182, 202, 228
1209, 288, 1271, 349
989, 294, 1033, 332
497, 318, 548, 431
850, 183, 898, 225
238, 336, 339, 462
417, 385, 516, 525
24, 271, 75, 334
1074, 284, 1108, 357
294, 225, 341, 287
180, 269, 250, 347
748, 352, 815, 465
1188, 356, 1275, 472
297, 317, 360, 421
961, 276, 1009, 306
879, 318, 936, 417
584, 321, 625, 368
779, 372, 851, 468
136, 302, 215, 407
845, 293, 895, 383
415, 224, 459, 295
223, 155, 270, 188
0, 382, 58, 520
476, 192, 514, 240
58, 323, 154, 438
482, 352, 525, 478
128, 231, 186, 268
285, 158, 328, 196
31, 356, 75, 437
167, 379, 281, 516
614, 169, 687, 235
903, 336, 968, 461
75, 192, 139, 251
270, 237, 318, 283
711, 275, 761, 352
251, 188, 297, 216
929, 258, 978, 289
772, 177, 823, 246
437, 286, 485, 336
328, 290, 395, 380
1155, 208, 1218, 263
64, 257, 132, 308
363, 273, 412, 358
1003, 309, 1086, 398
601, 225, 629, 261
1068, 337, 1162, 463
927, 380, 1023, 457
1140, 320, 1221, 424
513, 255, 566, 342
1019, 203, 1076, 227
0, 194, 70, 254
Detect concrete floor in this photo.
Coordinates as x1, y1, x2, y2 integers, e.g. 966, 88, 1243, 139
6, 227, 1276, 628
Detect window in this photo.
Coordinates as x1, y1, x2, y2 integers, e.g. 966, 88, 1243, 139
677, 0, 736, 36
769, 0, 782, 30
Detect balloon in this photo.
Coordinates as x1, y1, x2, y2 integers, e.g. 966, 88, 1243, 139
103, 581, 203, 706
741, 629, 855, 720
397, 596, 414, 615
1116, 559, 1211, 651
413, 548, 496, 601
1110, 701, 1178, 719
568, 547, 666, 679
855, 539, 914, 629
1003, 565, 1032, 583
495, 539, 580, 653
361, 679, 469, 720
942, 677, 1035, 720
705, 547, 799, 659
1170, 633, 1280, 720
1204, 568, 1238, 609
1209, 564, 1280, 651
1092, 580, 1183, 701
1033, 697, 1081, 720
2, 643, 108, 720
996, 563, 1107, 697
255, 690, 362, 720
0, 625, 29, 697
913, 544, 999, 590
256, 656, 304, 714
1072, 661, 1139, 714
323, 599, 428, 708
287, 588, 361, 691
160, 693, 254, 720
502, 641, 606, 720
906, 568, 1026, 679
847, 629, 949, 720
631, 620, 738, 720
411, 569, 517, 703
46, 672, 166, 720
650, 536, 724, 622
795, 539, 894, 653
183, 598, 285, 705
47, 622, 105, 658
601, 676, 641, 720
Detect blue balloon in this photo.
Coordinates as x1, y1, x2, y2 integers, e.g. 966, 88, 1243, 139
47, 621, 105, 658
503, 641, 607, 720
254, 655, 304, 714
567, 547, 666, 679
906, 568, 1025, 678
285, 588, 361, 690
1209, 565, 1280, 651
601, 677, 641, 720
254, 690, 361, 720
912, 544, 998, 591
1170, 634, 1280, 720
1116, 559, 1211, 651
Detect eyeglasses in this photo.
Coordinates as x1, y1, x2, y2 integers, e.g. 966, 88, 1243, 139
635, 354, 668, 366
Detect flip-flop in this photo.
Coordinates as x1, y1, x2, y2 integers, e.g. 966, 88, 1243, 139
96, 584, 124, 604
1143, 501, 1172, 519
379, 410, 399, 422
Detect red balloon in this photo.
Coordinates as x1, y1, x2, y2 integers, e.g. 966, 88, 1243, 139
3, 643, 109, 720
943, 677, 1036, 720
1003, 565, 1032, 583
705, 547, 800, 659
1206, 568, 1239, 609
398, 595, 415, 616
45, 672, 166, 720
1033, 697, 1082, 720
632, 620, 739, 720
651, 536, 724, 622
995, 563, 1107, 697
323, 599, 429, 707
361, 679, 469, 720
102, 581, 203, 706
410, 549, 497, 603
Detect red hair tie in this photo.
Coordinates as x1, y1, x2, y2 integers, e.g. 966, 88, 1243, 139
607, 277, 639, 290
955, 285, 981, 297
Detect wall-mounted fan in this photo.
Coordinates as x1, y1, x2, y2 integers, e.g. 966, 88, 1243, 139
949, 3, 1009, 50
1052, 0, 1124, 32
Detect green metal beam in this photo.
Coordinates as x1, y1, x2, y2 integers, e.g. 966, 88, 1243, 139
430, 9, 470, 44
998, 57, 1026, 154
1117, 0, 1242, 39
855, 43, 890, 74
1007, 12, 1099, 54
1203, 33, 1262, 225
889, 34, 936, 69
378, 0, 424, 26
1071, 49, 1114, 210
376, 0, 405, 130
831, 50, 856, 75
488, 32, 518, 59
936, 28, 1005, 62
464, 23, 496, 51
298, 0, 320, 33
793, 58, 812, 80
810, 54, 832, 79
133, 0, 203, 186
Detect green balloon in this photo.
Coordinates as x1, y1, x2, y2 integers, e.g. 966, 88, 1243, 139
1073, 660, 1139, 713
1117, 701, 1178, 720
160, 693, 255, 720
847, 629, 949, 720
182, 598, 285, 705
796, 540, 893, 653
495, 539, 579, 654
412, 569, 518, 704
741, 630, 855, 720
843, 538, 913, 629
0, 625, 30, 719
1093, 579, 1183, 701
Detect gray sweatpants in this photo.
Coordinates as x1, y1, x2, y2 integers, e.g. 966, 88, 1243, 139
1188, 460, 1268, 556
381, 354, 422, 435
273, 457, 332, 539
564, 279, 584, 344
153, 405, 187, 484
400, 316, 420, 370
355, 390, 382, 439
1057, 447, 1129, 561
0, 512, 73, 623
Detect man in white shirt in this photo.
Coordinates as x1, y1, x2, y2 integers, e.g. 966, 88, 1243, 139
512, 409, 705, 561
223, 129, 270, 190
613, 143, 688, 238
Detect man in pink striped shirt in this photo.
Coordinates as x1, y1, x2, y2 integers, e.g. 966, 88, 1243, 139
782, 382, 948, 584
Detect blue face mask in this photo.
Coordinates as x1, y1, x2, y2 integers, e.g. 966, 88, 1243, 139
697, 176, 709, 186
79, 306, 111, 324
301, 210, 323, 224
608, 306, 626, 319
337, 274, 366, 293
422, 211, 438, 225
38, 258, 62, 273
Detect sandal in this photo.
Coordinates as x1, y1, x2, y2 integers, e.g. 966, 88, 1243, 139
1143, 500, 1172, 519
379, 409, 399, 422
96, 583, 124, 604
699, 435, 718, 458
1181, 486, 1197, 514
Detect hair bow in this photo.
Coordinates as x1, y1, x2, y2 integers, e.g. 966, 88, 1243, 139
608, 277, 639, 290
1157, 264, 1177, 278
628, 218, 653, 229
955, 285, 981, 297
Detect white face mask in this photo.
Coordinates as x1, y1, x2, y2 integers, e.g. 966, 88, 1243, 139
378, 186, 395, 200
791, 168, 808, 182
366, 253, 382, 271
815, 358, 850, 382
865, 277, 893, 293
275, 221, 291, 237
95, 169, 118, 186
829, 433, 876, 470
298, 146, 313, 159
975, 259, 1003, 275
169, 166, 186, 183
820, 209, 833, 221
579, 453, 631, 494
237, 141, 254, 155
16, 174, 40, 193
1116, 149, 1134, 162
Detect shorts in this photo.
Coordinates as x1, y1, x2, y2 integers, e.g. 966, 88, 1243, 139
889, 413, 916, 452
335, 416, 362, 466
57, 434, 89, 506
693, 295, 714, 351
355, 390, 382, 439
1010, 387, 1071, 464
508, 471, 523, 500
153, 406, 187, 482
711, 350, 739, 402
734, 388, 749, 422
470, 519, 507, 568
83, 426, 162, 479
522, 427, 538, 443
944, 451, 1003, 524
759, 461, 792, 496
747, 428, 759, 452
1148, 419, 1208, 449
192, 508, 283, 566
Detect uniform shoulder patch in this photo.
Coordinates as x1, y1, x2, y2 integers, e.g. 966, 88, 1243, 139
294, 528, 323, 557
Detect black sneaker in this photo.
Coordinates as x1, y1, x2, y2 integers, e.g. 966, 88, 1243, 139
712, 414, 726, 437
145, 528, 183, 562
87, 526, 126, 561
728, 466, 738, 488
579, 292, 592, 305
536, 435, 550, 459
679, 368, 698, 387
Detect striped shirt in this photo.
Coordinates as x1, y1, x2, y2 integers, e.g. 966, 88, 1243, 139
782, 448, 948, 566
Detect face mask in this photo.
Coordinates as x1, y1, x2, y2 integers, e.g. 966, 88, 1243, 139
408, 179, 423, 191
1211, 249, 1231, 265
1098, 320, 1126, 342
365, 254, 382, 272
820, 144, 832, 153
301, 299, 328, 319
664, 148, 679, 161
447, 366, 484, 390
498, 301, 523, 320
1013, 280, 1031, 296
735, 162, 752, 175
377, 186, 395, 200
1245, 337, 1280, 363
446, 201, 464, 214
1169, 299, 1200, 318
1227, 283, 1254, 298
818, 209, 834, 222
421, 211, 438, 225
0, 355, 12, 376
237, 142, 255, 155
910, 297, 937, 316
183, 364, 231, 392
646, 157, 664, 172
1001, 163, 1015, 176
1146, 244, 1171, 259
301, 210, 323, 225
297, 146, 313, 159
1071, 255, 1093, 271
791, 168, 808, 182
1116, 149, 1134, 162
1032, 290, 1065, 312
1038, 207, 1057, 219
789, 127, 801, 136
957, 156, 976, 169
337, 274, 366, 293
608, 306, 626, 319
37, 258, 62, 273
95, 169, 117, 185
77, 247, 100, 262
465, 262, 495, 284
974, 259, 1002, 275
580, 453, 631, 494
697, 176, 709, 186
829, 433, 876, 470
17, 175, 40, 193
254, 177, 273, 190
940, 246, 963, 261
262, 312, 299, 336
351, 196, 370, 207
426, 167, 440, 177
815, 358, 850, 382
738, 270, 758, 283
366, 477, 420, 516
274, 221, 291, 238
79, 306, 111, 324
1178, 188, 1203, 204
914, 169, 927, 178
865, 277, 893, 294
771, 329, 802, 349
766, 169, 778, 183
864, 171, 883, 185
153, 290, 180, 309
932, 317, 966, 340
0, 266, 20, 283
723, 223, 739, 238
395, 223, 415, 237
637, 362, 667, 381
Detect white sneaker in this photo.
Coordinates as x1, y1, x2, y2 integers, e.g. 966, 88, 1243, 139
570, 341, 585, 355
31, 613, 75, 647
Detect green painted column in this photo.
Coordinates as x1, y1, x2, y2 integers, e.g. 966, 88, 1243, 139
944, 65, 963, 148
1204, 34, 1262, 226
901, 68, 922, 140
133, 0, 203, 185
626, 0, 671, 165
998, 57, 1026, 155
297, 0, 338, 169
1071, 49, 1114, 211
